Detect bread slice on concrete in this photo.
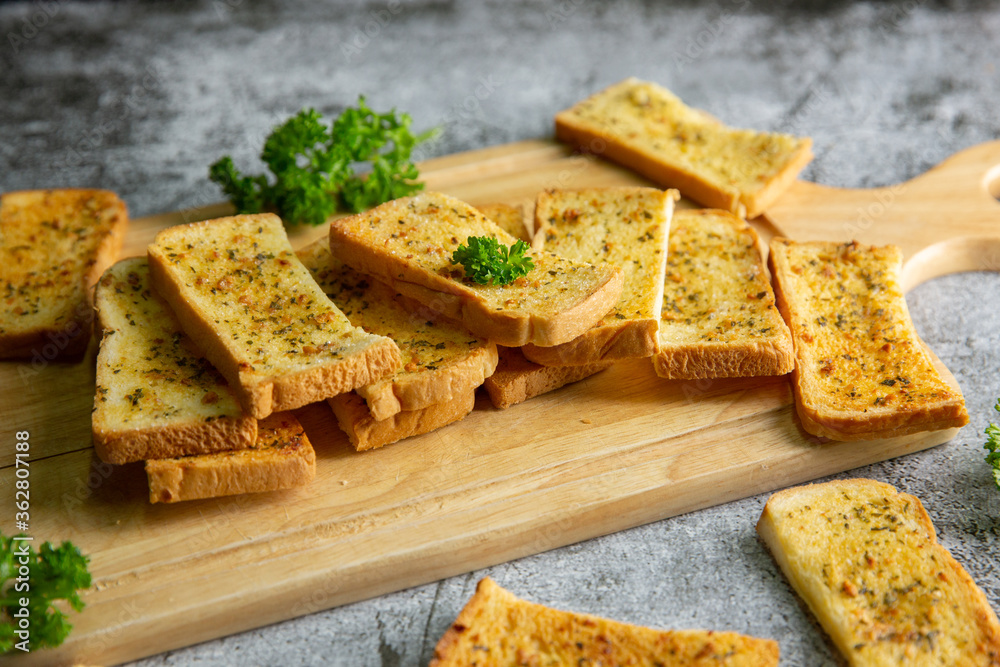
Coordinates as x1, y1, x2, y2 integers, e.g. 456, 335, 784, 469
328, 389, 475, 452
1, 189, 127, 359
298, 239, 498, 421
430, 576, 780, 666
92, 257, 256, 464
757, 479, 1000, 665
477, 202, 530, 242
522, 187, 676, 366
653, 209, 793, 379
328, 191, 624, 348
769, 238, 968, 440
555, 78, 813, 218
484, 346, 611, 409
145, 412, 316, 503
147, 213, 402, 419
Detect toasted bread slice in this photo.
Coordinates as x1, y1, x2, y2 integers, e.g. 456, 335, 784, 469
477, 202, 530, 242
298, 239, 498, 420
522, 187, 675, 366
145, 412, 315, 503
328, 191, 624, 348
769, 239, 968, 440
328, 389, 475, 452
431, 577, 779, 666
484, 346, 611, 409
0, 189, 127, 358
92, 257, 257, 464
555, 78, 813, 218
653, 209, 793, 379
757, 479, 1000, 665
147, 214, 402, 419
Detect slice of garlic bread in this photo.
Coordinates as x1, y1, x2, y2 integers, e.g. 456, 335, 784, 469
147, 213, 402, 419
484, 346, 611, 410
298, 239, 497, 421
145, 412, 316, 503
328, 389, 475, 452
328, 191, 624, 348
431, 577, 780, 666
769, 238, 968, 440
653, 209, 793, 379
1, 189, 127, 358
757, 479, 1000, 666
522, 186, 675, 366
92, 257, 256, 464
477, 202, 530, 242
555, 78, 812, 218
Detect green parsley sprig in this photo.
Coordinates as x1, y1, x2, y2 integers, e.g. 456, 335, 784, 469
451, 236, 535, 286
209, 97, 438, 227
1, 534, 91, 653
985, 398, 1000, 489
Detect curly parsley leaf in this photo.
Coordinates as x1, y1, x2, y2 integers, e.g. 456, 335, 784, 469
1, 534, 91, 654
209, 97, 438, 227
451, 237, 535, 286
985, 398, 1000, 489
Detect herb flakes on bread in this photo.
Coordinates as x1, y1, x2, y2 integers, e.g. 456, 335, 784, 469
431, 577, 780, 666
757, 479, 1000, 665
92, 257, 256, 464
147, 213, 402, 419
555, 78, 812, 218
522, 186, 676, 366
328, 191, 624, 348
654, 209, 793, 379
769, 238, 968, 440
1, 189, 127, 359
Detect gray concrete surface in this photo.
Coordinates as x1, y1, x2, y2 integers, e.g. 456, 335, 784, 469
2, 1, 999, 664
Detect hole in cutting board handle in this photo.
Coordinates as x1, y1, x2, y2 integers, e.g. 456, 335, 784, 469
988, 164, 1000, 202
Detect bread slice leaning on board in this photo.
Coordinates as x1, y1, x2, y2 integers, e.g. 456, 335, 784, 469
757, 479, 1000, 665
768, 238, 968, 440
145, 412, 316, 503
430, 577, 780, 666
521, 186, 676, 366
297, 239, 497, 421
328, 191, 624, 348
555, 77, 813, 218
92, 257, 257, 464
653, 209, 793, 379
1, 188, 128, 359
147, 213, 402, 419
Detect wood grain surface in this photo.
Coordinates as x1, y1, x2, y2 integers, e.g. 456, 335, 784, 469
2, 138, 998, 665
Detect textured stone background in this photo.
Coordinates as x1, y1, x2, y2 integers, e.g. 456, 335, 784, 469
2, 1, 999, 665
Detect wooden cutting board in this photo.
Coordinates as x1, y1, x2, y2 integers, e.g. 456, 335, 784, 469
3, 139, 999, 666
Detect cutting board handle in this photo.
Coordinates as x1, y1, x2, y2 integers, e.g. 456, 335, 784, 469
764, 140, 1000, 293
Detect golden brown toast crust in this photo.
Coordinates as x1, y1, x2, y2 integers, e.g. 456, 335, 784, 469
653, 209, 793, 379
147, 213, 402, 418
768, 238, 968, 440
0, 189, 127, 359
144, 412, 316, 504
92, 257, 256, 464
484, 346, 611, 409
328, 390, 475, 452
757, 479, 1000, 666
431, 577, 780, 666
328, 191, 624, 347
554, 78, 813, 218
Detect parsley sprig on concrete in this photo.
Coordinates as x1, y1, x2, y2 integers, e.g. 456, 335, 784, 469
209, 97, 438, 227
451, 236, 535, 286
